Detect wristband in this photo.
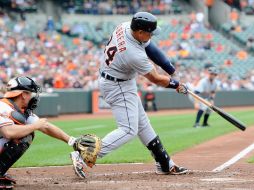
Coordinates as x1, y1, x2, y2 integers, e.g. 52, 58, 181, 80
68, 136, 77, 146
166, 78, 179, 89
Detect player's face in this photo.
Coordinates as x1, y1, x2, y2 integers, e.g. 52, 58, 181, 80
137, 30, 152, 43
209, 73, 217, 80
21, 91, 32, 109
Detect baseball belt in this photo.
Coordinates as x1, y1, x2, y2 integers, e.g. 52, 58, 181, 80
101, 72, 128, 82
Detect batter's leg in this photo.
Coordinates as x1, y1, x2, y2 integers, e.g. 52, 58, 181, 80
98, 91, 140, 158
136, 98, 175, 173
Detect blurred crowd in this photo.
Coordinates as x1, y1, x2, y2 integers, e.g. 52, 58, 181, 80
240, 0, 254, 15
0, 12, 102, 93
62, 0, 181, 15
0, 9, 254, 96
140, 63, 254, 92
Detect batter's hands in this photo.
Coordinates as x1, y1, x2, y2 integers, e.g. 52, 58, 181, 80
176, 83, 188, 94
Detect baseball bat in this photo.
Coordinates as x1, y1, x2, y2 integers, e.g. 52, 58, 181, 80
187, 90, 246, 131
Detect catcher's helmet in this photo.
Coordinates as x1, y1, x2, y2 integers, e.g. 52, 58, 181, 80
4, 76, 41, 98
130, 12, 161, 35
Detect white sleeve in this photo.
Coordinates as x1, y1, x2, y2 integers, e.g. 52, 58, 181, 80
195, 79, 205, 93
128, 51, 153, 75
0, 114, 14, 128
26, 114, 39, 124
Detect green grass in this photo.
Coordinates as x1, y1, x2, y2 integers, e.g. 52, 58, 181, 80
248, 157, 254, 163
13, 109, 254, 167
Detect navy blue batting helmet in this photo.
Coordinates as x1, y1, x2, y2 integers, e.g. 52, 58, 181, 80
130, 12, 161, 35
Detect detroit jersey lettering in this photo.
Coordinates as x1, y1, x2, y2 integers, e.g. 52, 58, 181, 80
101, 22, 153, 80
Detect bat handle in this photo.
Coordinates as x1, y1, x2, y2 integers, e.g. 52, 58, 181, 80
187, 89, 212, 107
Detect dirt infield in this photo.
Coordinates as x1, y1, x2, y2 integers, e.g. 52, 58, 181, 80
10, 107, 254, 190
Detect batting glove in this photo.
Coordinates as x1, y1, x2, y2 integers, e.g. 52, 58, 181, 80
176, 83, 188, 94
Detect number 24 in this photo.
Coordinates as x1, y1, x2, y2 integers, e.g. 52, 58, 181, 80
105, 36, 117, 65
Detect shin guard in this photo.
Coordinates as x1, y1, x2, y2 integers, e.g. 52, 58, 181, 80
0, 135, 33, 175
147, 136, 170, 172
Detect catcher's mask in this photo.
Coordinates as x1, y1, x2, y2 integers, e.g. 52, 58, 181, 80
4, 76, 42, 114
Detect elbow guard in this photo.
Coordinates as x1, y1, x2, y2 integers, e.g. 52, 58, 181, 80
145, 41, 175, 75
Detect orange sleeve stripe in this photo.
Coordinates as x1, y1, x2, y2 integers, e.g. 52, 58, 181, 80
0, 122, 14, 128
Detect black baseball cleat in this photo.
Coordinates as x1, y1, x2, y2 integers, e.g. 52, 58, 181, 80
156, 163, 191, 175
202, 123, 210, 127
169, 165, 191, 175
0, 174, 16, 189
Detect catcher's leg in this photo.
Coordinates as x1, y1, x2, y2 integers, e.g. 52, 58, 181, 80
0, 134, 33, 188
0, 135, 33, 176
0, 174, 16, 189
70, 151, 87, 178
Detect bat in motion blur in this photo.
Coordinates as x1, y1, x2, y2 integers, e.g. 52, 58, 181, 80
188, 90, 246, 131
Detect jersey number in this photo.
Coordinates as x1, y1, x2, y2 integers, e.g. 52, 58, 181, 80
105, 46, 117, 65
105, 35, 117, 66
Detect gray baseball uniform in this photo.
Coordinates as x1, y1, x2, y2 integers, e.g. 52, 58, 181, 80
98, 22, 157, 157
194, 77, 218, 113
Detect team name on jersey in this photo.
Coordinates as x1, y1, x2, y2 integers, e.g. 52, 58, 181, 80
115, 25, 126, 52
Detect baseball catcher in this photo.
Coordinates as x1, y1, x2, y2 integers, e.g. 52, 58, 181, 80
0, 76, 98, 188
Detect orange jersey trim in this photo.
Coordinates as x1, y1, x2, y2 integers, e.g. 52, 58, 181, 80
0, 122, 13, 128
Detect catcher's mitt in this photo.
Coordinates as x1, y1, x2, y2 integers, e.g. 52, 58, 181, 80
73, 134, 101, 168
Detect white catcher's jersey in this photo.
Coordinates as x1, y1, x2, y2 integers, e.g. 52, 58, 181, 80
100, 22, 153, 79
0, 100, 39, 148
195, 77, 218, 99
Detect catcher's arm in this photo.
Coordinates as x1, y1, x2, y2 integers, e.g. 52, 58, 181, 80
41, 122, 68, 142
26, 114, 76, 144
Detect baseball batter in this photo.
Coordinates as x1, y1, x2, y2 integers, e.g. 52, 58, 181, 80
191, 66, 219, 128
71, 12, 191, 177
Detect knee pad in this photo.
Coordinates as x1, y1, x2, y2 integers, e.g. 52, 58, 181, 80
147, 136, 170, 172
0, 134, 33, 175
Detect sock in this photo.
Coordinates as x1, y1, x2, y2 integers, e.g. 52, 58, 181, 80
195, 110, 204, 124
203, 114, 210, 125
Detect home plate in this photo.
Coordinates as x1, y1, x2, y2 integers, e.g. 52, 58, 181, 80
200, 178, 254, 183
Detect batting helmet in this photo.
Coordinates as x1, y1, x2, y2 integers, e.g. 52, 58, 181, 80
130, 12, 161, 35
4, 76, 41, 98
207, 67, 218, 75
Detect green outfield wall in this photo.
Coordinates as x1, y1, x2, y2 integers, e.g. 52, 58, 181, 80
35, 90, 254, 116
